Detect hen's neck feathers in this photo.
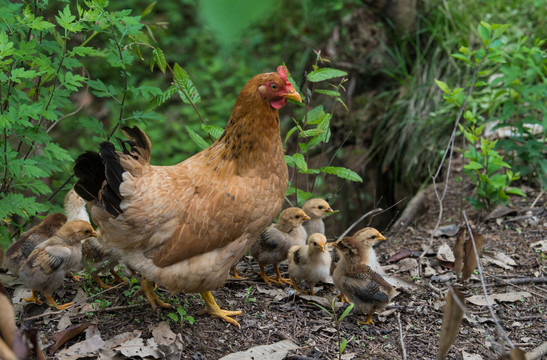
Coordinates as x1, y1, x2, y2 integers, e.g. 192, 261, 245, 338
201, 81, 283, 176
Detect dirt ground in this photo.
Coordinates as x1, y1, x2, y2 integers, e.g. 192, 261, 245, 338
2, 160, 546, 360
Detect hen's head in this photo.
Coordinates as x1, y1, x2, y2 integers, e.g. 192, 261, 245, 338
352, 227, 386, 249
278, 207, 310, 228
302, 198, 334, 219
57, 220, 97, 244
307, 233, 327, 253
250, 66, 302, 109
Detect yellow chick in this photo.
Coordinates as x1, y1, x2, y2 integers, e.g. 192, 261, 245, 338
332, 234, 395, 325
288, 233, 332, 295
302, 198, 334, 237
19, 220, 97, 310
250, 207, 310, 285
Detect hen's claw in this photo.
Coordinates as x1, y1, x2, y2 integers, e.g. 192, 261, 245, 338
200, 291, 241, 328
139, 277, 173, 311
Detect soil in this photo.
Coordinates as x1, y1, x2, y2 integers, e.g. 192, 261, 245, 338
3, 160, 546, 360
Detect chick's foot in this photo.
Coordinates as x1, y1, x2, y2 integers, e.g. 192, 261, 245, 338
24, 290, 43, 305
199, 291, 241, 328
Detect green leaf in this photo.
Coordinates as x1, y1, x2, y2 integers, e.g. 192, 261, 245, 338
478, 23, 491, 46
435, 79, 450, 93
314, 89, 340, 97
146, 85, 178, 112
339, 303, 354, 321
201, 124, 224, 140
292, 153, 307, 171
141, 1, 157, 18
307, 68, 347, 82
320, 166, 362, 182
173, 63, 201, 104
185, 126, 210, 150
152, 47, 166, 73
506, 187, 526, 197
284, 126, 298, 144
451, 53, 470, 63
464, 161, 483, 170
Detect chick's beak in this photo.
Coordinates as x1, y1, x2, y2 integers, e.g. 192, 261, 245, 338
302, 214, 311, 221
320, 243, 326, 252
326, 207, 334, 213
284, 89, 302, 103
377, 234, 386, 242
90, 230, 98, 238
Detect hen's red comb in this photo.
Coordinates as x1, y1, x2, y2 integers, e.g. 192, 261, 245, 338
277, 65, 292, 88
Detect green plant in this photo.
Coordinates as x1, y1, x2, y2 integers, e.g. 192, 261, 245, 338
123, 277, 140, 297
313, 297, 355, 360
244, 286, 256, 303
0, 0, 164, 248
167, 304, 195, 326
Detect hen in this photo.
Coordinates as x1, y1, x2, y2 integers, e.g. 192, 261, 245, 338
288, 233, 331, 295
73, 66, 301, 327
19, 220, 97, 309
250, 207, 310, 285
302, 198, 334, 237
332, 235, 395, 325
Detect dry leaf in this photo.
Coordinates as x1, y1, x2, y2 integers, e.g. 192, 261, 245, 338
437, 288, 465, 360
114, 337, 161, 358
219, 340, 299, 360
453, 229, 466, 276
386, 249, 416, 263
497, 348, 525, 360
483, 253, 515, 270
462, 231, 484, 280
530, 240, 547, 252
433, 224, 461, 237
437, 244, 456, 262
397, 258, 419, 276
465, 291, 532, 306
50, 323, 93, 355
149, 322, 176, 347
462, 351, 483, 360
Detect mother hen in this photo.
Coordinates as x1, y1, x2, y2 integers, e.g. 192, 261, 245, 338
74, 66, 301, 327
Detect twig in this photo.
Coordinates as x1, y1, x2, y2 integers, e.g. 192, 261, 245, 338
335, 208, 383, 242
529, 190, 544, 208
463, 210, 515, 349
397, 313, 407, 360
422, 30, 494, 262
495, 276, 547, 286
525, 341, 547, 360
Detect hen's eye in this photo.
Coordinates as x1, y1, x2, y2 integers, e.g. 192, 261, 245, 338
270, 83, 278, 90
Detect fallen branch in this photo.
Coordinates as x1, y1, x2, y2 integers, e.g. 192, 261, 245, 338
391, 189, 428, 234
496, 277, 547, 286
397, 313, 407, 360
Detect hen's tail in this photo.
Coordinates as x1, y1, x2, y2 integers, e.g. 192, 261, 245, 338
73, 126, 152, 217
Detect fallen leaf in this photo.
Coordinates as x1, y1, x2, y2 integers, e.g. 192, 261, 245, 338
437, 288, 465, 360
386, 249, 415, 263
50, 323, 92, 355
483, 253, 515, 270
396, 258, 419, 276
114, 337, 161, 358
462, 350, 483, 359
453, 229, 466, 276
256, 286, 288, 301
218, 340, 299, 360
465, 291, 532, 306
437, 244, 456, 262
485, 205, 516, 221
433, 224, 461, 237
149, 322, 176, 346
462, 231, 484, 281
56, 334, 105, 360
530, 240, 547, 252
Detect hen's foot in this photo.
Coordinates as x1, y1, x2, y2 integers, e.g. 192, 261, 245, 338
93, 275, 113, 289
199, 291, 241, 328
139, 278, 173, 311
110, 269, 127, 284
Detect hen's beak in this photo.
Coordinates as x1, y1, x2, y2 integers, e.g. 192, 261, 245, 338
284, 89, 302, 103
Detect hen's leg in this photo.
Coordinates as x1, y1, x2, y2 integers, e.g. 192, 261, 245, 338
110, 269, 127, 284
199, 291, 241, 328
273, 265, 292, 285
24, 290, 43, 304
93, 275, 112, 289
138, 277, 173, 311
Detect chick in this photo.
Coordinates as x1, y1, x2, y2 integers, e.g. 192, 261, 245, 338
19, 220, 97, 310
288, 233, 332, 295
332, 234, 395, 325
302, 198, 334, 237
250, 207, 310, 285
4, 213, 68, 276
64, 189, 125, 289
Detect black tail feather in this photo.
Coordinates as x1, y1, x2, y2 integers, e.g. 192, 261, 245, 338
99, 142, 124, 215
73, 151, 105, 201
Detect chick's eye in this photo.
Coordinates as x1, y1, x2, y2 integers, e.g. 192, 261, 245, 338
318, 205, 323, 209
295, 215, 300, 219
270, 83, 278, 90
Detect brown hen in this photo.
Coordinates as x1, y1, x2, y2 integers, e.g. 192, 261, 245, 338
73, 66, 301, 327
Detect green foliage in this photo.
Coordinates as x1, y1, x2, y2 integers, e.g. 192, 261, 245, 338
167, 303, 195, 326
313, 297, 355, 359
436, 21, 544, 208
0, 0, 164, 246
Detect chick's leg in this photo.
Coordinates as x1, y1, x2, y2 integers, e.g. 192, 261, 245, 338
110, 269, 127, 284
273, 265, 292, 285
199, 291, 241, 328
44, 294, 73, 310
231, 267, 247, 280
138, 277, 173, 311
24, 290, 43, 304
93, 274, 113, 289
336, 292, 351, 303
258, 264, 279, 285
358, 313, 375, 325
290, 277, 305, 293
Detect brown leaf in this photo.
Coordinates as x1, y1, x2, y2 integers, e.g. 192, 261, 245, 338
437, 288, 465, 360
453, 229, 466, 277
497, 348, 525, 360
49, 323, 92, 355
462, 232, 484, 281
386, 249, 415, 263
